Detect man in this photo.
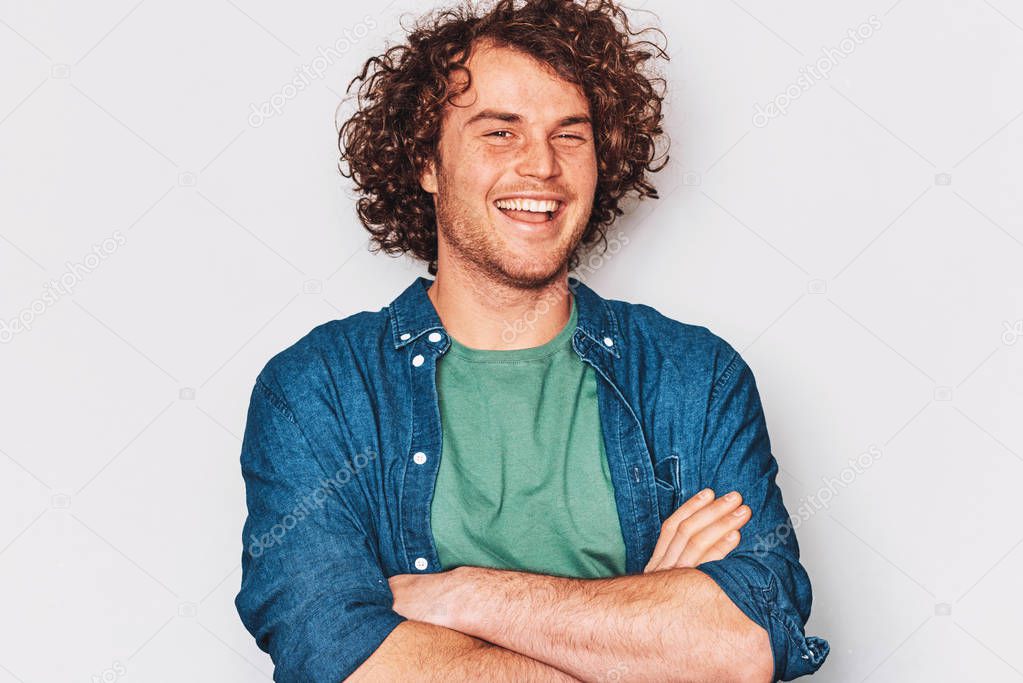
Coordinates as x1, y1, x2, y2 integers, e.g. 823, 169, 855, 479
235, 1, 829, 681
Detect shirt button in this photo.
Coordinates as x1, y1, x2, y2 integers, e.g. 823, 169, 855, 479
412, 354, 425, 367
428, 331, 443, 343
414, 557, 428, 570
412, 451, 427, 465
603, 336, 614, 347
400, 332, 411, 341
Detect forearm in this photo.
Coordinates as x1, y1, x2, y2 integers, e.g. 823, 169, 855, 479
448, 566, 772, 682
346, 619, 582, 682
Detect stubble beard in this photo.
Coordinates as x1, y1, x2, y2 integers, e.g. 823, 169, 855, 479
433, 173, 587, 292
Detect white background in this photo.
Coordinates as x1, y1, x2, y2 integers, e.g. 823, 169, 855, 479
1, 1, 1021, 681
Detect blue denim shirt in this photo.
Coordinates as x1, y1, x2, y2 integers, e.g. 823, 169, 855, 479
235, 275, 830, 682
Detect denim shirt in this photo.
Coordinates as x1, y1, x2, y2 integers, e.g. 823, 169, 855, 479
235, 275, 830, 682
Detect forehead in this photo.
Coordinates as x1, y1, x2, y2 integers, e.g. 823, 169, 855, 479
447, 42, 590, 123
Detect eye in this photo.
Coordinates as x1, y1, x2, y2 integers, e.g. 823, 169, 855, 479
555, 132, 591, 144
485, 130, 512, 138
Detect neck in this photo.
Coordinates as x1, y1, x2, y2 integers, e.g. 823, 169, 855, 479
426, 263, 573, 351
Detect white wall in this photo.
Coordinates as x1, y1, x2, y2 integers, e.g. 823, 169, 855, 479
1, 1, 1020, 680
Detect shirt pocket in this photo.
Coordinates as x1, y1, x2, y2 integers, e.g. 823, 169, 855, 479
652, 453, 681, 521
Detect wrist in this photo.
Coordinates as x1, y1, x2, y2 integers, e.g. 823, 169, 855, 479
445, 565, 487, 634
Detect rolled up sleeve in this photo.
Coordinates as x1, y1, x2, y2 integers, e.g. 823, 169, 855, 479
234, 374, 405, 682
695, 347, 829, 681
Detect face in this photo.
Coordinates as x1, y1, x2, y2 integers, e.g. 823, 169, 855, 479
419, 41, 598, 289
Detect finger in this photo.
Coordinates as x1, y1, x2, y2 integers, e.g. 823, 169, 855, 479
645, 488, 715, 571
677, 505, 750, 567
646, 488, 714, 569
657, 492, 744, 569
682, 504, 750, 565
698, 529, 741, 564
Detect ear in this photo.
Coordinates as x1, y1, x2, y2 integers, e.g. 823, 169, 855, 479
419, 158, 438, 194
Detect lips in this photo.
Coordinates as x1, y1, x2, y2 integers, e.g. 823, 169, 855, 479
492, 194, 566, 205
493, 199, 566, 227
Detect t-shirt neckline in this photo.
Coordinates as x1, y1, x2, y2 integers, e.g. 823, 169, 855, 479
446, 295, 577, 363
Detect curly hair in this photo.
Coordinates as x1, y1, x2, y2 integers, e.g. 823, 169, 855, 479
337, 0, 669, 276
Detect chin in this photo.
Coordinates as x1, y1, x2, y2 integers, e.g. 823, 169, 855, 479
489, 252, 569, 288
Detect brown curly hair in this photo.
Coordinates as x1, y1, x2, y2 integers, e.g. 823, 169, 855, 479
337, 0, 669, 276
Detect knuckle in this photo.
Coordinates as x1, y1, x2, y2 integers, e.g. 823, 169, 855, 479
688, 532, 711, 552
714, 499, 738, 514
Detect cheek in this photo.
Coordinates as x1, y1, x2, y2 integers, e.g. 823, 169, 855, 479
459, 144, 510, 192
568, 151, 598, 199
440, 150, 488, 191
473, 143, 518, 170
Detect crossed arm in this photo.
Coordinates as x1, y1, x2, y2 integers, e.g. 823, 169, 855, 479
240, 353, 822, 681
348, 490, 774, 682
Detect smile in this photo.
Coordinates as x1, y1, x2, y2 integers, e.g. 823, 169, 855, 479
493, 197, 566, 225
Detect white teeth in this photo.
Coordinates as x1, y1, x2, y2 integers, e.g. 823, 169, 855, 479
494, 198, 561, 213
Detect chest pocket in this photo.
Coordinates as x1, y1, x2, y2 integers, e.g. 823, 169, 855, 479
652, 453, 681, 521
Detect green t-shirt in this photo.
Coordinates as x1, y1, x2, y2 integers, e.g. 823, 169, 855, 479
430, 295, 628, 578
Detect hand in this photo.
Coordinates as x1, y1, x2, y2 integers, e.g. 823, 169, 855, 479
643, 488, 750, 573
388, 566, 466, 628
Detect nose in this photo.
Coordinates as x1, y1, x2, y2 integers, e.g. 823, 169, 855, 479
515, 135, 560, 179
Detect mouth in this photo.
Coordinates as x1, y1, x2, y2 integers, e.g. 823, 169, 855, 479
492, 197, 566, 229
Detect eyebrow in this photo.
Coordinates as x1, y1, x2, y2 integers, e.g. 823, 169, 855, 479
462, 109, 592, 129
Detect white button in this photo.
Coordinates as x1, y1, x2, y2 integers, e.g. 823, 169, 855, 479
428, 331, 442, 343
414, 557, 428, 570
603, 336, 614, 347
400, 332, 411, 341
412, 354, 424, 367
412, 451, 427, 465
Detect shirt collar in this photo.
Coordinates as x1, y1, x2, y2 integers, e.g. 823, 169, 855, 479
388, 275, 621, 358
